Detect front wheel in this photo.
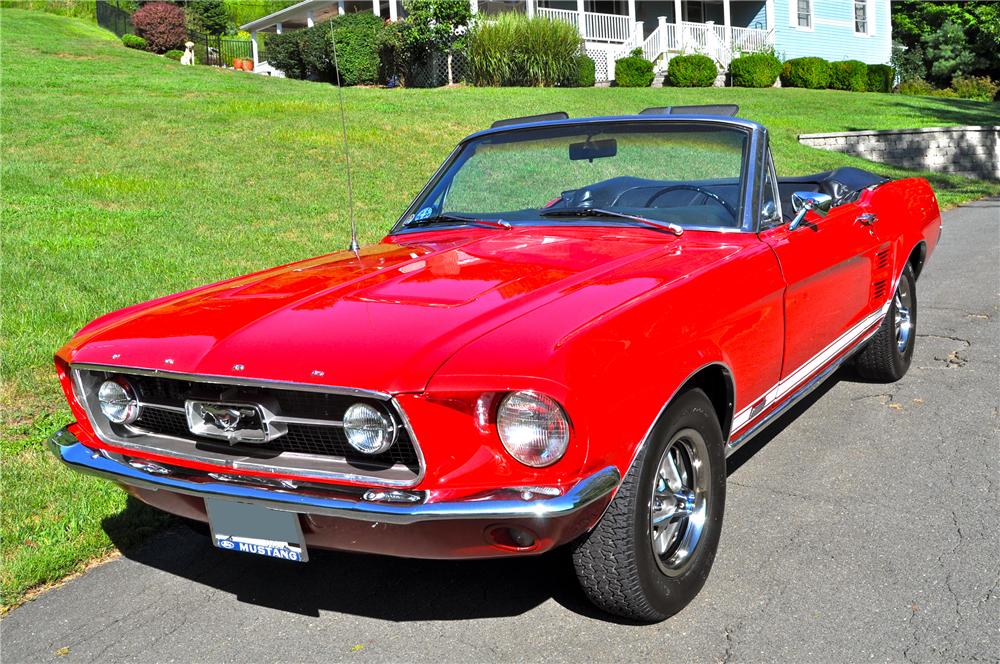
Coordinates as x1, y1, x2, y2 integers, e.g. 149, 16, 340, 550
571, 389, 726, 622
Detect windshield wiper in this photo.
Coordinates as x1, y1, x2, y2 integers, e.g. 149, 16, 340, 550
404, 214, 511, 230
539, 207, 683, 236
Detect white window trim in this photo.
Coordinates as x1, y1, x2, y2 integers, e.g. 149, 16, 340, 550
790, 0, 814, 32
853, 0, 872, 37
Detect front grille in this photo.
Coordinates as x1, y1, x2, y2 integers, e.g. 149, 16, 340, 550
132, 407, 419, 468
76, 368, 421, 480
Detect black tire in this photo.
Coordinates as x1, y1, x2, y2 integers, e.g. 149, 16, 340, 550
571, 388, 726, 622
853, 263, 917, 382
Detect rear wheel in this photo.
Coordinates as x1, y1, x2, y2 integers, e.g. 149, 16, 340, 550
571, 389, 726, 622
854, 263, 917, 382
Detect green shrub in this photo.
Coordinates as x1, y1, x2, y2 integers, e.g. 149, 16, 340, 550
728, 52, 781, 87
329, 11, 384, 85
467, 13, 583, 87
866, 64, 895, 93
573, 55, 596, 87
163, 49, 183, 61
264, 29, 307, 79
377, 19, 413, 84
928, 87, 960, 98
897, 78, 934, 96
780, 56, 831, 89
666, 53, 716, 87
121, 34, 148, 50
950, 75, 999, 101
261, 14, 384, 85
828, 60, 868, 91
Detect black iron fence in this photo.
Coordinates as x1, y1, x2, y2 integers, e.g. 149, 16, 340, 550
96, 0, 133, 38
188, 30, 255, 68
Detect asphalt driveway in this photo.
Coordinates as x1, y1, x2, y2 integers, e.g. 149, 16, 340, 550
3, 199, 998, 663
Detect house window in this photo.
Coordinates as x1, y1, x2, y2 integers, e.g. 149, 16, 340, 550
797, 0, 812, 28
854, 0, 868, 34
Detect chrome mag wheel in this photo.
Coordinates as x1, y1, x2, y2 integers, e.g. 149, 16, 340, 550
894, 277, 914, 353
649, 428, 710, 576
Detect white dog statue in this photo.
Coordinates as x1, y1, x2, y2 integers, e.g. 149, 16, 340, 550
180, 41, 195, 66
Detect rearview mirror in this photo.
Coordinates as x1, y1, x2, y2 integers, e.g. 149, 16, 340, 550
788, 191, 833, 231
569, 138, 617, 162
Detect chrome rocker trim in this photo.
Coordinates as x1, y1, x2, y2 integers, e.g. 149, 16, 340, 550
48, 428, 620, 526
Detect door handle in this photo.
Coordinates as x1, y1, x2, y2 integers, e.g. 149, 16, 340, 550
856, 213, 877, 226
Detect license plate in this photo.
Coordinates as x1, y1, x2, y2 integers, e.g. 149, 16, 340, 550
205, 498, 308, 562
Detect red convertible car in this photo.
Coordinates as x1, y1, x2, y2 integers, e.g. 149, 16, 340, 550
49, 109, 940, 621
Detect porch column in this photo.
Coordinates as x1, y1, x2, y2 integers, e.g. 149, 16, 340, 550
469, 0, 477, 15
673, 0, 682, 49
389, 0, 398, 21
627, 0, 635, 28
251, 30, 259, 65
275, 22, 282, 34
658, 15, 668, 49
306, 10, 315, 27
576, 0, 585, 38
722, 0, 731, 48
526, 0, 535, 18
373, 0, 380, 17
338, 0, 345, 14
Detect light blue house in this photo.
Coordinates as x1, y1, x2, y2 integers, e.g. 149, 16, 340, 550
244, 0, 892, 82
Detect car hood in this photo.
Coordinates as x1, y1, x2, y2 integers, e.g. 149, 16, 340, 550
67, 227, 704, 393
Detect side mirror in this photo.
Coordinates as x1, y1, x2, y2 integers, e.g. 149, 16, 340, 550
788, 192, 833, 231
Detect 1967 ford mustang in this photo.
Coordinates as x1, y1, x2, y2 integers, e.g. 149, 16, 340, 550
49, 108, 941, 621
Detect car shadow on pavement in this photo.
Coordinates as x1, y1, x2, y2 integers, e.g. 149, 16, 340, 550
103, 368, 849, 624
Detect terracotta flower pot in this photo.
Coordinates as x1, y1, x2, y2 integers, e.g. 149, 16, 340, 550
243, 59, 253, 72
232, 58, 244, 70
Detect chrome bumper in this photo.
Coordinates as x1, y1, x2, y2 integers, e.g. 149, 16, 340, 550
48, 427, 620, 526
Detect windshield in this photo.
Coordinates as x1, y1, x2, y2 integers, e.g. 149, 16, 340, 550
398, 121, 749, 232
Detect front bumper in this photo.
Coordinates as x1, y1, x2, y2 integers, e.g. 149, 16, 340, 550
49, 427, 619, 558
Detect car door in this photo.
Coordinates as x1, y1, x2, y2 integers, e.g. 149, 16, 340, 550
758, 158, 881, 378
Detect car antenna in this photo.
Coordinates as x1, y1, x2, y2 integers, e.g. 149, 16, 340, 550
329, 23, 360, 255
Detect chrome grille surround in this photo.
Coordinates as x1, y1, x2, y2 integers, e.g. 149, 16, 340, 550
71, 363, 425, 487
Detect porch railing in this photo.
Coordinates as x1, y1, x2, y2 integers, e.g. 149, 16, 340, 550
732, 25, 774, 53
536, 7, 631, 42
583, 11, 631, 42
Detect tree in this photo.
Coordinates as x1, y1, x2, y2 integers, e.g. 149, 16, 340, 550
402, 0, 472, 85
188, 0, 229, 35
132, 2, 187, 53
890, 1, 1000, 86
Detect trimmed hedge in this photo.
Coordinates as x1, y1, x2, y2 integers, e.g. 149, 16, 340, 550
667, 53, 717, 87
265, 13, 384, 85
780, 56, 831, 89
573, 55, 596, 87
164, 49, 183, 61
829, 60, 868, 91
729, 52, 781, 88
866, 64, 894, 93
615, 50, 655, 87
121, 33, 148, 50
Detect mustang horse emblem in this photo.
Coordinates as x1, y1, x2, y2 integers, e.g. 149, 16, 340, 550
202, 405, 246, 432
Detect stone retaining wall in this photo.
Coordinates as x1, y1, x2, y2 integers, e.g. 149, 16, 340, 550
799, 126, 999, 181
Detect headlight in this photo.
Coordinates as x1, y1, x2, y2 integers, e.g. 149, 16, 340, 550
497, 391, 570, 467
343, 403, 396, 454
98, 378, 141, 425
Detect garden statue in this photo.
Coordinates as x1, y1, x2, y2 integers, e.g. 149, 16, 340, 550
180, 41, 195, 66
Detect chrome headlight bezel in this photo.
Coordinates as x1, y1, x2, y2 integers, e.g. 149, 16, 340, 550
97, 378, 142, 425
496, 390, 571, 468
343, 402, 397, 455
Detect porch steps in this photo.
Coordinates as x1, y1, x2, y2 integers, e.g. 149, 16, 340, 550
651, 72, 666, 88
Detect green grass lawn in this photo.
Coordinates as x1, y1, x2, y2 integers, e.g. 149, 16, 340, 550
2, 8, 998, 609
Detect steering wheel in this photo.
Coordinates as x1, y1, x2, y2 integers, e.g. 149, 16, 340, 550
644, 185, 737, 220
